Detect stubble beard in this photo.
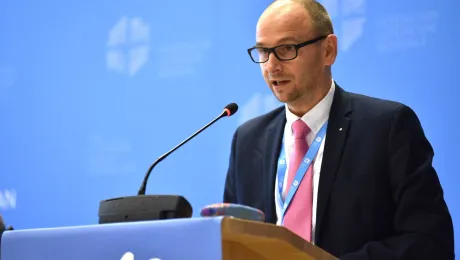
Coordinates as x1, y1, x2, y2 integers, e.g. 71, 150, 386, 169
270, 84, 303, 105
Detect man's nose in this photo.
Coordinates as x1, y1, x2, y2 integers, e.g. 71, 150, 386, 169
263, 53, 282, 73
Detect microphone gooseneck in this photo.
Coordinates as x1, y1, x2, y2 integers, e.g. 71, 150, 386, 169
137, 103, 238, 195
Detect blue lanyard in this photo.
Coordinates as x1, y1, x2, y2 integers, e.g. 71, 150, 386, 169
277, 121, 328, 224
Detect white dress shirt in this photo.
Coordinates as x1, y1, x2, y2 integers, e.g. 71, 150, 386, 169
275, 80, 336, 244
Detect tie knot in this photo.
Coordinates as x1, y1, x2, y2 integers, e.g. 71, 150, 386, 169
292, 119, 310, 139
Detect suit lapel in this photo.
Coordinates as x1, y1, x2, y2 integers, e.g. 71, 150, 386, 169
263, 110, 286, 224
315, 85, 352, 243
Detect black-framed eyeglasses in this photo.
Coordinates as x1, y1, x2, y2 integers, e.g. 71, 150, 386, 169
247, 35, 328, 63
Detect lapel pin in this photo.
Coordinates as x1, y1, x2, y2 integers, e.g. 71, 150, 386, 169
339, 128, 343, 131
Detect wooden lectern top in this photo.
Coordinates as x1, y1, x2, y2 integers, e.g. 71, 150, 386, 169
221, 217, 338, 260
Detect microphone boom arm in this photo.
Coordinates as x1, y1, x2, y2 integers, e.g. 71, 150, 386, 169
137, 109, 228, 195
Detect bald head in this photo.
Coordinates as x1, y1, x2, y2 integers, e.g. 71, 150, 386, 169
259, 0, 309, 23
258, 0, 333, 37
257, 1, 311, 41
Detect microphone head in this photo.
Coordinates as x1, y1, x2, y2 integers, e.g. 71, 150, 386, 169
200, 203, 265, 222
223, 103, 238, 117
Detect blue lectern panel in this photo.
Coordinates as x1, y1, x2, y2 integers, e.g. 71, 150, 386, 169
1, 217, 224, 260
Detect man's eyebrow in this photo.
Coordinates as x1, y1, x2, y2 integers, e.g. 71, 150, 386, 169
255, 36, 299, 47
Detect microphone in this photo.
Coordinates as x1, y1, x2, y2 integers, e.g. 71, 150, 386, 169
98, 103, 238, 224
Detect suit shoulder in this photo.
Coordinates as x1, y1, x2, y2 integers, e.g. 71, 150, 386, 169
346, 91, 412, 119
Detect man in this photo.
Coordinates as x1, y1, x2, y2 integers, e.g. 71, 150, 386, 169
223, 0, 455, 259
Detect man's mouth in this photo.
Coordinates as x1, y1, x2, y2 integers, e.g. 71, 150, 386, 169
272, 80, 290, 86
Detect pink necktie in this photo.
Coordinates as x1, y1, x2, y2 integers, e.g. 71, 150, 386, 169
283, 119, 313, 242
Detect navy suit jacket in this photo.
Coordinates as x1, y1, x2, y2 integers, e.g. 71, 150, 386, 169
223, 85, 454, 259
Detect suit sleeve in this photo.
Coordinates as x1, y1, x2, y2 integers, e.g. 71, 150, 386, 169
223, 128, 239, 204
340, 105, 455, 260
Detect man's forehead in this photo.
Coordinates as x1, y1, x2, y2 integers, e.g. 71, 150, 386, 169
255, 3, 312, 46
255, 19, 312, 46
258, 7, 309, 29
255, 34, 303, 47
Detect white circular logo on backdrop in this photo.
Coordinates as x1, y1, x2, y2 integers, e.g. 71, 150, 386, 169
107, 16, 150, 77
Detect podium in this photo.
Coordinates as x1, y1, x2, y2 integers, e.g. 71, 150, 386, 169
1, 216, 337, 260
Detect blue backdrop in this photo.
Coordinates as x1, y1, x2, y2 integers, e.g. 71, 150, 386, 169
0, 0, 458, 255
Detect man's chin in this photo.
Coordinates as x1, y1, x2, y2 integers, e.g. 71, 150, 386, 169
272, 92, 290, 104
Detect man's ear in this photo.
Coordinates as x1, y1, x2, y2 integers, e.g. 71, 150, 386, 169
324, 34, 338, 66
